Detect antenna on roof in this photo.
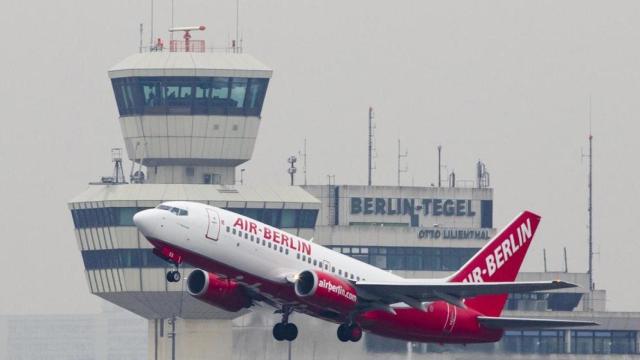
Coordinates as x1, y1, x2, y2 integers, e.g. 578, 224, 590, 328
149, 0, 154, 48
168, 25, 206, 52
170, 0, 175, 41
139, 23, 144, 53
397, 139, 408, 186
236, 0, 240, 52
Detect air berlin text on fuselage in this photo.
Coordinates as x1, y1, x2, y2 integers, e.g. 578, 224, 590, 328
462, 219, 532, 283
233, 217, 312, 256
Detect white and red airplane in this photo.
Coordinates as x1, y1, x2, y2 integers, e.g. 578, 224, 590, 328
133, 201, 596, 343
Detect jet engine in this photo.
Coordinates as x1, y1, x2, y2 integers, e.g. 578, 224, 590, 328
187, 269, 252, 312
294, 270, 358, 313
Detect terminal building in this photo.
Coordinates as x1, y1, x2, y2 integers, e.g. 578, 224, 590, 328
57, 29, 640, 359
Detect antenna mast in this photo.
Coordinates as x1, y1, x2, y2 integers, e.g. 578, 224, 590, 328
170, 0, 175, 40
368, 107, 375, 186
139, 24, 144, 53
397, 139, 408, 185
299, 139, 308, 186
588, 132, 593, 291
236, 0, 240, 52
437, 145, 442, 187
149, 0, 154, 47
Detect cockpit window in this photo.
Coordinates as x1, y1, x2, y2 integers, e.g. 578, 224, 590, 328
156, 205, 188, 216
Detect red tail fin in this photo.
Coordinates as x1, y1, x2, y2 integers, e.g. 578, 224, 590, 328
448, 211, 541, 316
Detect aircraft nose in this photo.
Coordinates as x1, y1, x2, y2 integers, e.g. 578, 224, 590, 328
133, 209, 157, 237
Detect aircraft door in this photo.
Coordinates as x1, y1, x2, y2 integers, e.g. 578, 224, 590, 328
321, 260, 331, 272
205, 209, 220, 241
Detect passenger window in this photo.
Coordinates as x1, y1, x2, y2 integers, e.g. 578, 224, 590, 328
356, 277, 360, 281
239, 231, 243, 237
296, 253, 300, 260
313, 259, 317, 266
226, 226, 230, 232
268, 242, 272, 249
345, 272, 349, 278
232, 229, 237, 235
285, 249, 289, 255
262, 240, 265, 246
339, 269, 342, 275
279, 246, 283, 253
331, 267, 335, 273
302, 255, 306, 261
244, 233, 248, 239
307, 257, 311, 264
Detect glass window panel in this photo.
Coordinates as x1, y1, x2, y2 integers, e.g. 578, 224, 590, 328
594, 336, 611, 354
112, 76, 269, 117
406, 255, 422, 270
138, 78, 165, 115
299, 209, 318, 228
193, 79, 211, 115
387, 255, 404, 270
262, 209, 282, 227
371, 254, 386, 269
164, 78, 193, 115
245, 78, 268, 116
281, 209, 296, 228
212, 78, 230, 99
229, 78, 248, 112
244, 208, 264, 222
208, 77, 229, 115
574, 335, 594, 354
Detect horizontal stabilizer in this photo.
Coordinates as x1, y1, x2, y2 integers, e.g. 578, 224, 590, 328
478, 316, 598, 329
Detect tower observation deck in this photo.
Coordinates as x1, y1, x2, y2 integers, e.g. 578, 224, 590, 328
109, 46, 271, 184
68, 29, 321, 359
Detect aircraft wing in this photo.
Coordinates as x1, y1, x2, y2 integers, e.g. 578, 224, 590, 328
477, 316, 598, 329
355, 280, 577, 310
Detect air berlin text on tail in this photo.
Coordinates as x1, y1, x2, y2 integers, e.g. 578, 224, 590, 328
462, 218, 533, 283
233, 217, 312, 256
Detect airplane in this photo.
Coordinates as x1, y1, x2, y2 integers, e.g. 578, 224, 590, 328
133, 201, 597, 343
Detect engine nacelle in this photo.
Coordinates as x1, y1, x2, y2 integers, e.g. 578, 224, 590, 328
187, 269, 251, 312
294, 270, 358, 313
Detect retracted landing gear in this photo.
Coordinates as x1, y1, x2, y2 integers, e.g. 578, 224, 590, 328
337, 323, 362, 342
273, 305, 298, 341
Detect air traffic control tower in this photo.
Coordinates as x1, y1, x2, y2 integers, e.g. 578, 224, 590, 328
68, 28, 320, 360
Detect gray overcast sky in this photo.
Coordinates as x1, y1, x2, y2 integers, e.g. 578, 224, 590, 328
1, 0, 639, 314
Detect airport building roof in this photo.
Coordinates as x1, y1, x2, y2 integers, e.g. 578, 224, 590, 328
69, 183, 320, 208
108, 52, 273, 78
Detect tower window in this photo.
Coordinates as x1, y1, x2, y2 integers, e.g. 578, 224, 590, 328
203, 173, 221, 184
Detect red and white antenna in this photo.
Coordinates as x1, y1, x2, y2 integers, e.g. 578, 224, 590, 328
168, 25, 206, 52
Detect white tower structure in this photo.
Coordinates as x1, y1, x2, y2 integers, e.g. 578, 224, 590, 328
68, 29, 320, 360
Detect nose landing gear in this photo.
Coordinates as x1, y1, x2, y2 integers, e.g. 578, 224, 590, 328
337, 323, 362, 342
272, 305, 298, 341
